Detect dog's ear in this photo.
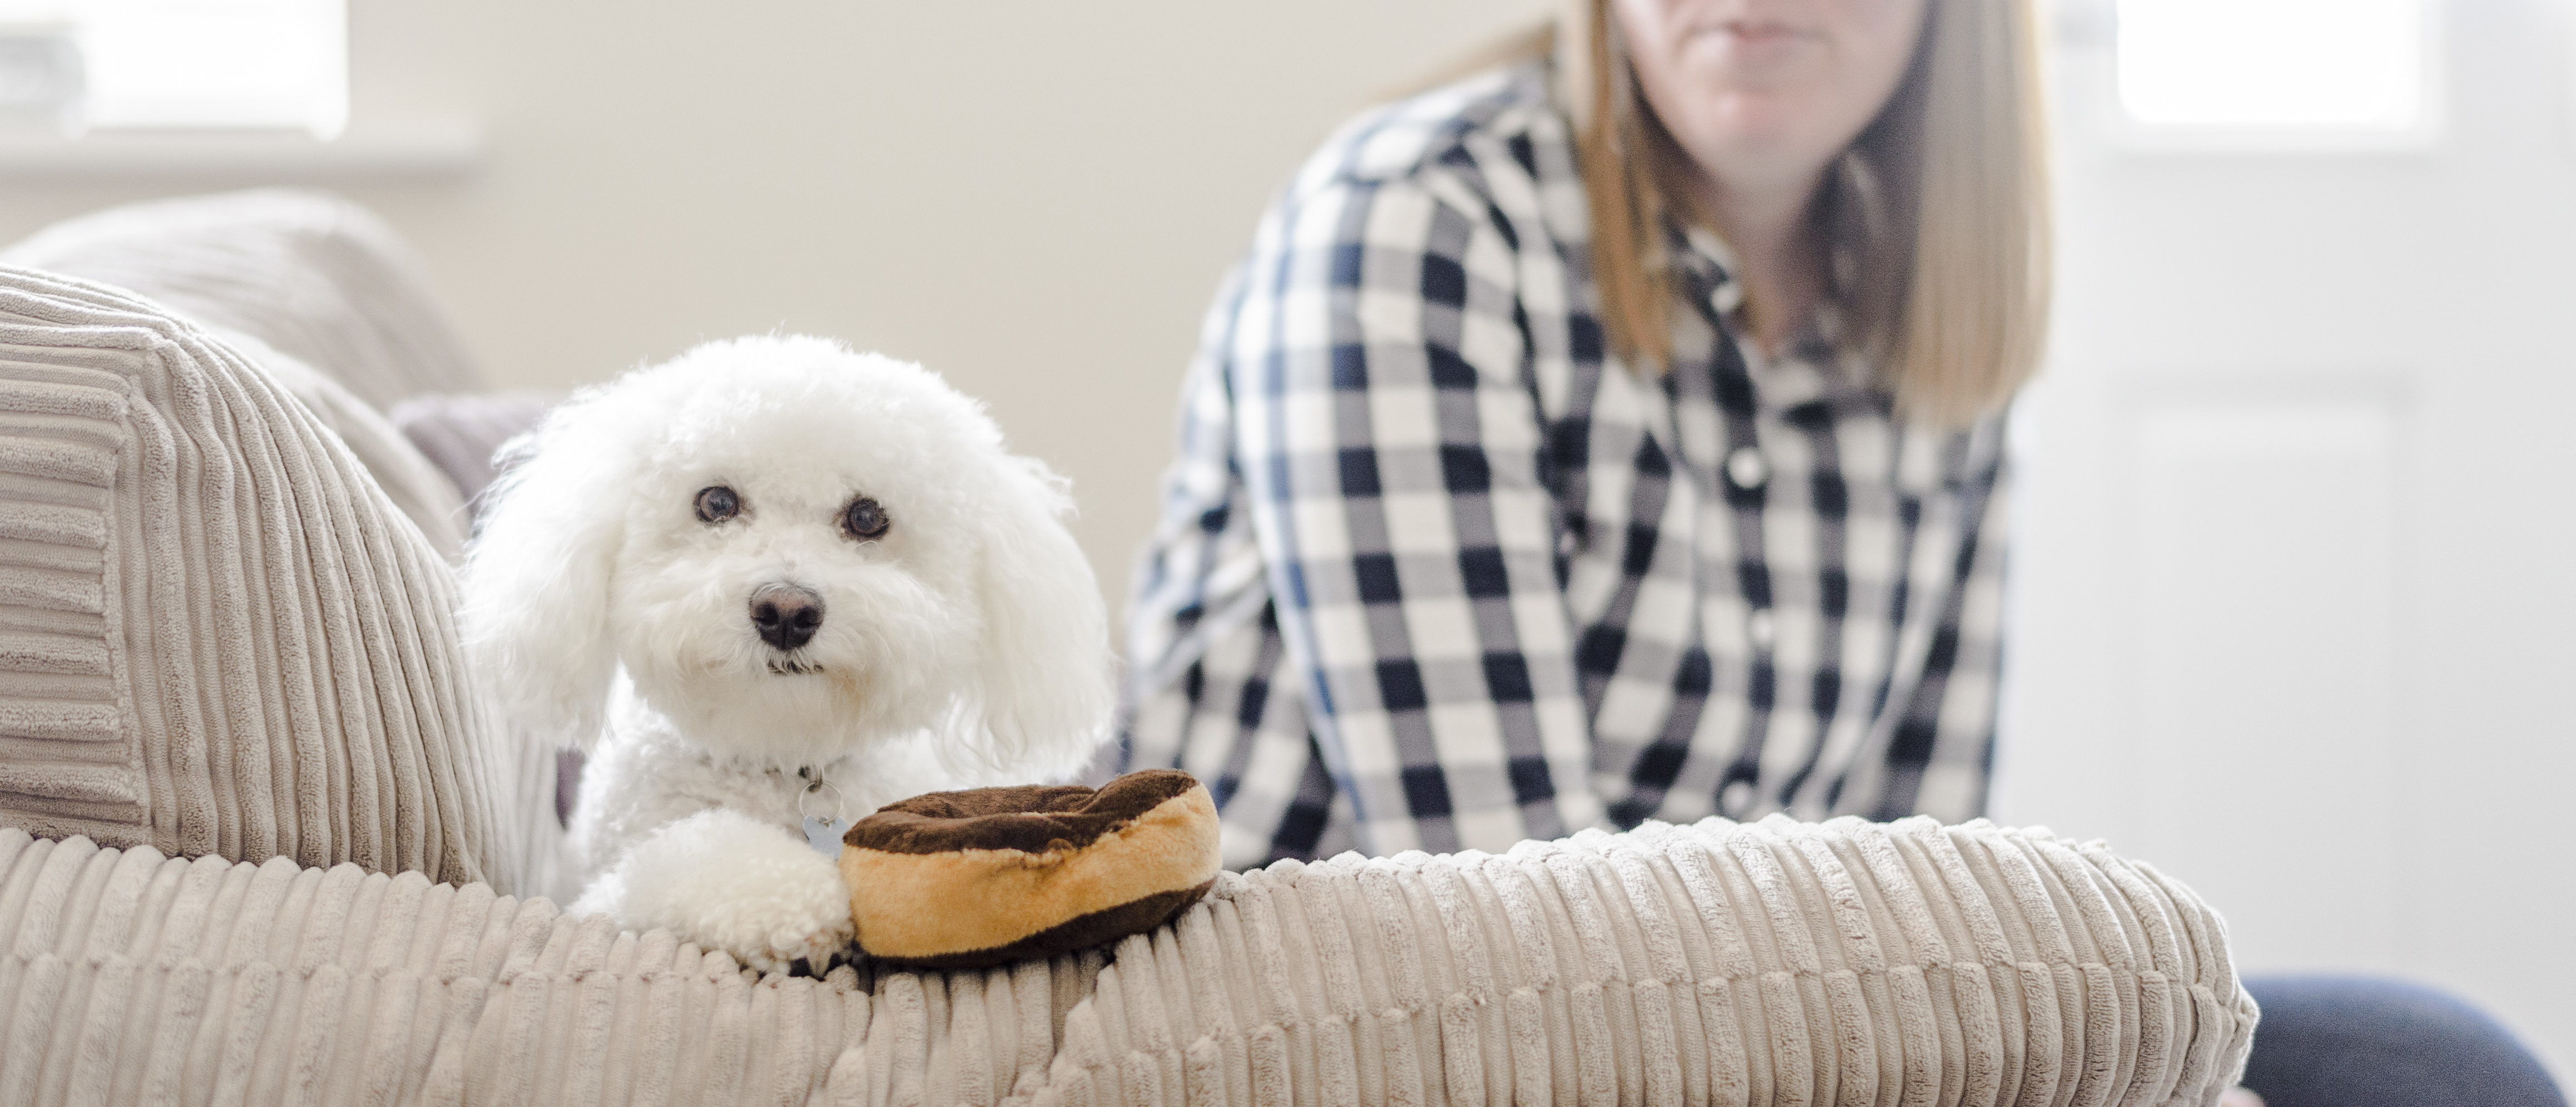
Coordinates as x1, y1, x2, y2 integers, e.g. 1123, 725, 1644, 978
456, 393, 632, 750
954, 453, 1114, 783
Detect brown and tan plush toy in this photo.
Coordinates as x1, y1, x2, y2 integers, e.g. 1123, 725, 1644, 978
838, 769, 1221, 968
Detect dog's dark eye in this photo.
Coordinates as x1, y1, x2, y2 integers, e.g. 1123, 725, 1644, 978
841, 497, 890, 541
694, 486, 741, 523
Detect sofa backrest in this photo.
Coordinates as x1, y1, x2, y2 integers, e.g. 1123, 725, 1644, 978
1, 189, 486, 413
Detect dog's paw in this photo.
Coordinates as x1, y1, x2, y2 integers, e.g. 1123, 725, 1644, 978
729, 896, 858, 976
578, 808, 855, 975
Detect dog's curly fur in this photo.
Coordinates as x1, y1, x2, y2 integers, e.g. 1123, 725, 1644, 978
458, 335, 1113, 972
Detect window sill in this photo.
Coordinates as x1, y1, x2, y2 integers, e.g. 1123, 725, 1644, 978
0, 116, 483, 179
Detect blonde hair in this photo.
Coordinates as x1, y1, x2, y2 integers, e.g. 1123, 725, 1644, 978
1538, 0, 2052, 424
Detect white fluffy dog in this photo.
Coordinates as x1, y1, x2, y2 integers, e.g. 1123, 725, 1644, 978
458, 335, 1112, 972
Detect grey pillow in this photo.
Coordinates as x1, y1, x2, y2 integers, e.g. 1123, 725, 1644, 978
386, 389, 560, 513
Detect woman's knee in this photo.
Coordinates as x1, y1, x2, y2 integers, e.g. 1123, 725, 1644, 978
2240, 975, 2566, 1107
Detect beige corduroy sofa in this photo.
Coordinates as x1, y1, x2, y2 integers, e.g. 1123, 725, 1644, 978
0, 191, 2258, 1106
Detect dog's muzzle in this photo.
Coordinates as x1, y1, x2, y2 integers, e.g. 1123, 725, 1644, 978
750, 582, 825, 653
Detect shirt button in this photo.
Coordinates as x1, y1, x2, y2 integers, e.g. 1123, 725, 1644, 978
1746, 609, 1776, 650
1711, 280, 1746, 314
1720, 780, 1757, 817
1726, 447, 1770, 491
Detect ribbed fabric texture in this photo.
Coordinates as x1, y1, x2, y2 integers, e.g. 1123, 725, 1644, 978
0, 189, 485, 413
0, 815, 2254, 1106
211, 328, 470, 563
0, 265, 557, 896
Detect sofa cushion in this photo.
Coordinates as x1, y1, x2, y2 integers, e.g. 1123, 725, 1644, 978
0, 264, 557, 894
215, 328, 469, 561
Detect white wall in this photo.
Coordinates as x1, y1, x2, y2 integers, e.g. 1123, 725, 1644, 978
0, 0, 1554, 620
1996, 0, 2576, 1080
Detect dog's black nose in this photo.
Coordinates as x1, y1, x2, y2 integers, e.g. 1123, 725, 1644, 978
750, 584, 825, 651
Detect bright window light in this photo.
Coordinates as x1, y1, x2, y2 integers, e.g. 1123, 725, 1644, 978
2115, 0, 2428, 131
0, 0, 344, 137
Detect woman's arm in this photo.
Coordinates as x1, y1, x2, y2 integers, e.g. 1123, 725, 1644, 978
1222, 167, 1608, 857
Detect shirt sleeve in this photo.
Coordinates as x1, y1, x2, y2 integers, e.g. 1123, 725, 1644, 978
1221, 166, 1609, 856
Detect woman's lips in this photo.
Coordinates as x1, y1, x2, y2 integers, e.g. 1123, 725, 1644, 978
1692, 19, 1817, 66
1721, 20, 1802, 42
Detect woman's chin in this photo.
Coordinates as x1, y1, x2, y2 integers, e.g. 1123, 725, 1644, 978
1673, 115, 1851, 191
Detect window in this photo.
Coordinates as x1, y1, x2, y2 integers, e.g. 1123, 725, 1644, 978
0, 0, 344, 137
2113, 0, 2431, 137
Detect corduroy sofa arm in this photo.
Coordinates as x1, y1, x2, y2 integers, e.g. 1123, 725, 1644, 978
0, 813, 2253, 1106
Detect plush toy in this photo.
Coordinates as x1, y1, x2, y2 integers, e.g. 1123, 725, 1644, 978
839, 769, 1222, 968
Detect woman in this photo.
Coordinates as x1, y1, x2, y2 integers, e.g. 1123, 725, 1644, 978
1123, 0, 2042, 865
1123, 0, 2044, 867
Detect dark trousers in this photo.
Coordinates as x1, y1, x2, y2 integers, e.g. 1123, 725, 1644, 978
2242, 976, 2566, 1107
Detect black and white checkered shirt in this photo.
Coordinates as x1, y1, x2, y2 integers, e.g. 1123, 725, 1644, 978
1119, 64, 2009, 868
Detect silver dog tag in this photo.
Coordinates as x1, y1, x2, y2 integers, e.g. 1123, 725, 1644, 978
805, 814, 851, 858
796, 769, 850, 858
